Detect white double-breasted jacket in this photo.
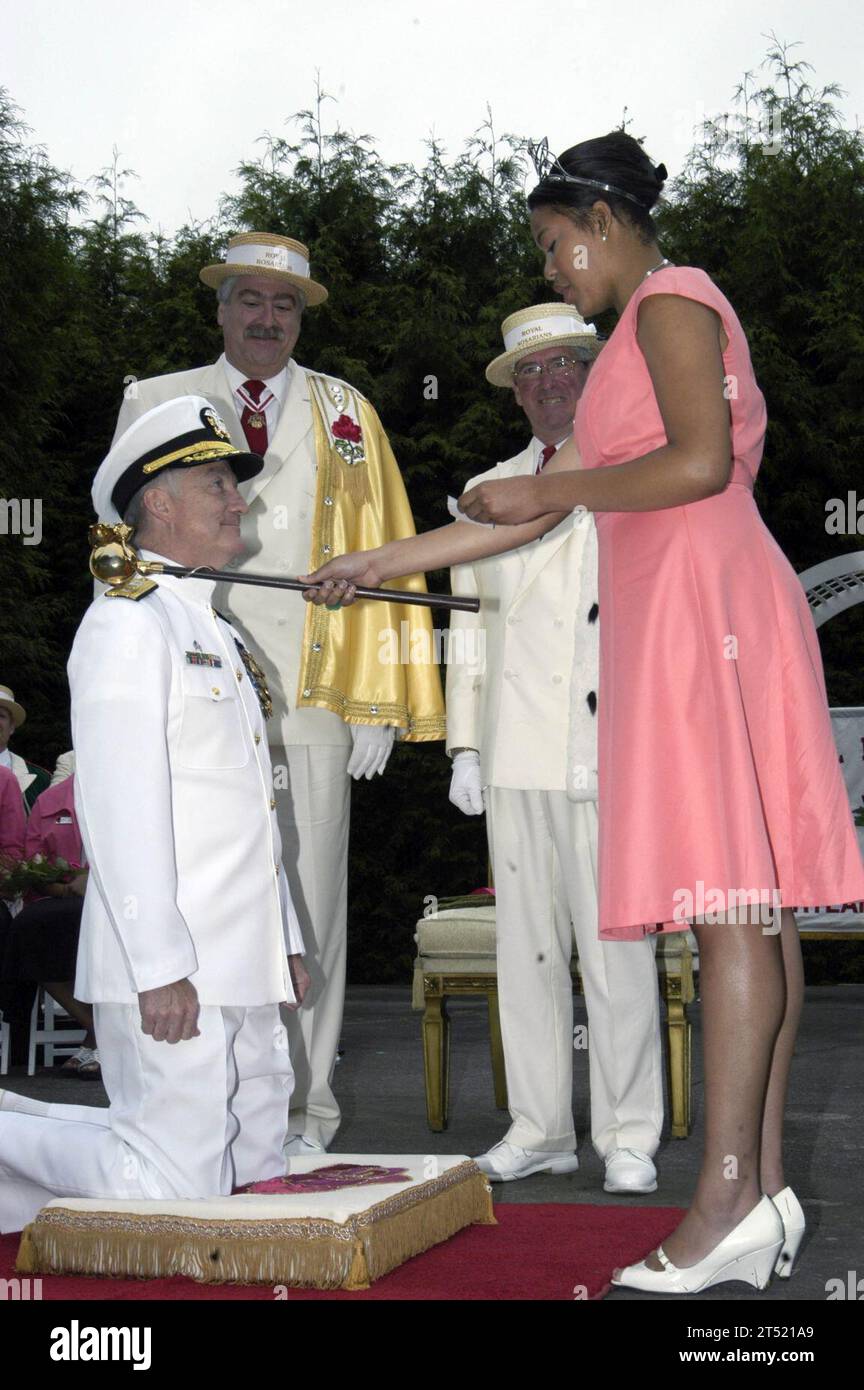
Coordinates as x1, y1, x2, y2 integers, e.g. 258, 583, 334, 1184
446, 442, 599, 796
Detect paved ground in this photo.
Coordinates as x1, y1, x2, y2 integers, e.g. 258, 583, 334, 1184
3, 982, 861, 1305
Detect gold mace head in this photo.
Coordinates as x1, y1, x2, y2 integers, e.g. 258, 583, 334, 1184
88, 522, 139, 585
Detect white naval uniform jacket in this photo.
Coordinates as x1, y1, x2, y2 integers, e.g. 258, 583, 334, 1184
114, 355, 353, 748
69, 560, 305, 1007
446, 442, 599, 797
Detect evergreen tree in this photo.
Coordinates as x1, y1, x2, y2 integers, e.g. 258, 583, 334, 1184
0, 92, 83, 767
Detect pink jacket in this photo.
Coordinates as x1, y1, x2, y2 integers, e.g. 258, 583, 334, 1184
24, 776, 83, 869
0, 765, 26, 859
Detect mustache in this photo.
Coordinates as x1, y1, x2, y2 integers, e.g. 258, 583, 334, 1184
245, 325, 285, 341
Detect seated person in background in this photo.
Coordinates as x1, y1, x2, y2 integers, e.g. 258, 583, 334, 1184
0, 765, 26, 863
0, 763, 28, 1058
1, 776, 98, 1076
0, 686, 50, 812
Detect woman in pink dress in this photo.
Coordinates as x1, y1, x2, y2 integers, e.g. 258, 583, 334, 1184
302, 131, 864, 1294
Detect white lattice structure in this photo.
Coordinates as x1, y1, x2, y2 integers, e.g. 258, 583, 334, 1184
795, 550, 864, 931
798, 550, 864, 628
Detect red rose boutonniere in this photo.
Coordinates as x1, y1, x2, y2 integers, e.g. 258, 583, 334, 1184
330, 413, 365, 466
331, 414, 362, 443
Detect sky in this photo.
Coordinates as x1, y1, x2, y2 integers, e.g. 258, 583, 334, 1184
4, 0, 863, 235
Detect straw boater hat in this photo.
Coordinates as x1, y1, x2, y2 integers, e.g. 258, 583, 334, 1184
0, 685, 26, 728
200, 232, 329, 307
485, 302, 601, 387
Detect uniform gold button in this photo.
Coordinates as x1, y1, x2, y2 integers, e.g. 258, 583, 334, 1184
254, 733, 261, 745
235, 667, 243, 681
211, 686, 220, 696
270, 798, 276, 810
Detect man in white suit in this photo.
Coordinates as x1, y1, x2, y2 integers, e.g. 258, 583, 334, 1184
113, 234, 445, 1154
446, 305, 664, 1190
0, 397, 309, 1233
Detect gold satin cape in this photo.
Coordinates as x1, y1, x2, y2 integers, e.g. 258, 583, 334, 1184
297, 383, 446, 741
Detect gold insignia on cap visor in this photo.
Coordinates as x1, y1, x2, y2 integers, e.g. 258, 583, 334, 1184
203, 407, 231, 441
141, 440, 239, 475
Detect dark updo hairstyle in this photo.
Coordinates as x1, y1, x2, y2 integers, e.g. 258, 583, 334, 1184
527, 131, 666, 245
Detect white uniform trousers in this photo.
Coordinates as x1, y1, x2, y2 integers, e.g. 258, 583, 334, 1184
275, 745, 351, 1148
485, 789, 663, 1157
0, 1003, 292, 1233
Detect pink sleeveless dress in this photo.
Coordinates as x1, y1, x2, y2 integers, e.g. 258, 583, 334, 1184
573, 266, 864, 939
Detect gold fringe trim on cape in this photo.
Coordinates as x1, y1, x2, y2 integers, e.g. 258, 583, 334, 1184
16, 1162, 495, 1290
296, 685, 448, 742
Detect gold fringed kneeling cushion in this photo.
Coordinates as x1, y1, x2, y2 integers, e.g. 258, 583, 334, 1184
17, 1155, 495, 1289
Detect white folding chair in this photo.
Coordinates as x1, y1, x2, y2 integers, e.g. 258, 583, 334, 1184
27, 987, 87, 1075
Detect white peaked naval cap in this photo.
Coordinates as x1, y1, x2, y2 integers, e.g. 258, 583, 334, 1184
92, 395, 265, 523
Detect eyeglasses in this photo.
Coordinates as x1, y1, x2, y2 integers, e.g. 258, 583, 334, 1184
513, 354, 586, 381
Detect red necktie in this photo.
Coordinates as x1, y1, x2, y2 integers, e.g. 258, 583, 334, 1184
536, 443, 556, 474
239, 379, 269, 454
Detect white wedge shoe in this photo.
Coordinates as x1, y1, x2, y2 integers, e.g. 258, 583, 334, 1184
611, 1196, 784, 1294
770, 1187, 806, 1279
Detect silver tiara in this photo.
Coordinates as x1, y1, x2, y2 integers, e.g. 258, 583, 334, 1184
527, 137, 657, 210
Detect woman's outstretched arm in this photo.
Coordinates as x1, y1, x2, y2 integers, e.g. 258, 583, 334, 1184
461, 295, 732, 524
302, 294, 731, 601
300, 505, 569, 596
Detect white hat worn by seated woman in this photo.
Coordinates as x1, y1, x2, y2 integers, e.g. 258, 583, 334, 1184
0, 686, 26, 728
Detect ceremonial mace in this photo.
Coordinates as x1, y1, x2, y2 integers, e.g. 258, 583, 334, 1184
87, 524, 481, 613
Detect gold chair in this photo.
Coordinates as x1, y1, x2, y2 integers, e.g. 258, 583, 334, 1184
413, 905, 699, 1137
412, 905, 505, 1132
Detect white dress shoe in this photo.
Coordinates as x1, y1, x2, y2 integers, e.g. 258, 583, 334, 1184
604, 1148, 658, 1194
474, 1140, 579, 1183
283, 1134, 327, 1157
611, 1196, 784, 1294
770, 1187, 806, 1278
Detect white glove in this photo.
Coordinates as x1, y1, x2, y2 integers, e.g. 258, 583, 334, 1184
347, 724, 396, 780
449, 750, 484, 815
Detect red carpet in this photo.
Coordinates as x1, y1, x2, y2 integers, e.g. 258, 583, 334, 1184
1, 1203, 682, 1300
